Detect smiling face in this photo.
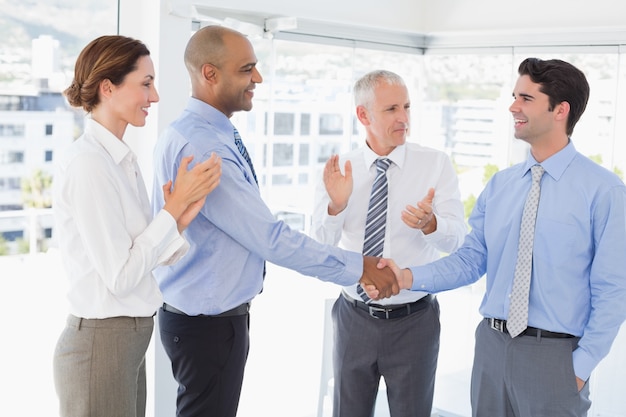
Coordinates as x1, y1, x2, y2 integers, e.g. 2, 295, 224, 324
108, 55, 159, 128
509, 74, 559, 145
359, 82, 410, 156
211, 32, 263, 118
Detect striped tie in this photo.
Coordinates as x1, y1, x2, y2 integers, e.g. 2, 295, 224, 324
234, 127, 265, 278
357, 158, 392, 302
234, 128, 258, 184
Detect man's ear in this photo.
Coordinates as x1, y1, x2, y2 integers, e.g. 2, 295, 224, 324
201, 63, 218, 83
554, 101, 570, 122
356, 105, 370, 126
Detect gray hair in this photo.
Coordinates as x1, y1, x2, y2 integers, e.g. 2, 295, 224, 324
353, 70, 406, 108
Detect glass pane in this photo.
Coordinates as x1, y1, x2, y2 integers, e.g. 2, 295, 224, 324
299, 143, 309, 165
243, 39, 356, 212
272, 143, 294, 166
274, 112, 295, 135
300, 113, 311, 135
0, 3, 117, 254
0, 4, 118, 417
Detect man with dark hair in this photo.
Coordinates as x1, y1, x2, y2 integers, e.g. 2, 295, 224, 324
381, 58, 626, 416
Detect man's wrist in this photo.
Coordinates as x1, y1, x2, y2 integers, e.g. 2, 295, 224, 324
328, 202, 346, 216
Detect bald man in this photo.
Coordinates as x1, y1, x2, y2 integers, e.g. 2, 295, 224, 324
151, 25, 399, 417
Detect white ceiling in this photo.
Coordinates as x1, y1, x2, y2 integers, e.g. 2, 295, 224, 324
170, 0, 626, 36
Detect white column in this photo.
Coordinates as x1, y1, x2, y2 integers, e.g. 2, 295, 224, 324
118, 1, 192, 416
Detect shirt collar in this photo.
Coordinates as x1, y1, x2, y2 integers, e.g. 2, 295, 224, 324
363, 143, 406, 170
523, 140, 577, 181
84, 117, 134, 165
187, 97, 233, 133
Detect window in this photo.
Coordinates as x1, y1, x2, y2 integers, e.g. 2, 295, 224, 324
272, 143, 294, 166
299, 143, 309, 166
1, 230, 23, 241
224, 31, 626, 417
0, 124, 25, 137
4, 5, 626, 417
300, 113, 311, 135
319, 113, 343, 135
0, 177, 21, 191
0, 151, 24, 164
1, 3, 117, 415
274, 112, 295, 135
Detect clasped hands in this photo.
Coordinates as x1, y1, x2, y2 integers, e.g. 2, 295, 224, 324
360, 256, 414, 300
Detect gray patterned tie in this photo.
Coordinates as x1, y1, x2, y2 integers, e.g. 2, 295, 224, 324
507, 165, 545, 338
357, 158, 392, 302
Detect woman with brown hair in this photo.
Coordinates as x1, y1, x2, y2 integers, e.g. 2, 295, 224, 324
52, 35, 221, 417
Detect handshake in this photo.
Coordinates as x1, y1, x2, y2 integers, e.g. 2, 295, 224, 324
360, 256, 413, 300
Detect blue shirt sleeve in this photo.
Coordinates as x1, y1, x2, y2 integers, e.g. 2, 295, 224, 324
152, 102, 362, 315
410, 144, 626, 381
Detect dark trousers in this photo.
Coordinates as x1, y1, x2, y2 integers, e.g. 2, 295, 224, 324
159, 308, 250, 417
471, 319, 591, 417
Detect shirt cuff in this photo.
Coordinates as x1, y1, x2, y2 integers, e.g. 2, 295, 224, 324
324, 207, 347, 225
149, 209, 188, 265
422, 214, 448, 242
409, 264, 436, 292
572, 347, 595, 381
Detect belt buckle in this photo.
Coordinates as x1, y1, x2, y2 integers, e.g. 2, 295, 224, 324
490, 318, 505, 332
368, 305, 389, 319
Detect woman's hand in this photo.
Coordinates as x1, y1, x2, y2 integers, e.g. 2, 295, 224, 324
163, 153, 222, 232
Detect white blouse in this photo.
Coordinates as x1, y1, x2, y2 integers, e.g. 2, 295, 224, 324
53, 117, 188, 319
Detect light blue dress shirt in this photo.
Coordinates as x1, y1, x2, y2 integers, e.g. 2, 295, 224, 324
410, 141, 626, 380
152, 98, 363, 316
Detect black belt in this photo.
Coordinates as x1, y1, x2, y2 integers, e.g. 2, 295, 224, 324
162, 302, 250, 317
487, 318, 574, 339
343, 292, 432, 320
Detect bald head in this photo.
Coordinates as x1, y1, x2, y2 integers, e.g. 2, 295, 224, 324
183, 25, 262, 117
184, 25, 244, 76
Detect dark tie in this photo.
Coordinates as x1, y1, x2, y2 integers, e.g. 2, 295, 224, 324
357, 158, 392, 302
507, 165, 545, 337
234, 127, 258, 184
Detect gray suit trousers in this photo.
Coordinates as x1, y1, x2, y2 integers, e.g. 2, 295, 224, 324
332, 294, 440, 417
53, 315, 154, 417
471, 319, 591, 417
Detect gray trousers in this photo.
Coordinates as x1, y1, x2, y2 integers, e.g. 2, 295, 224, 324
471, 319, 591, 417
53, 315, 154, 417
332, 294, 440, 417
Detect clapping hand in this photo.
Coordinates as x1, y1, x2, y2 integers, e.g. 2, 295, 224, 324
324, 155, 353, 215
401, 188, 436, 234
163, 152, 222, 232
